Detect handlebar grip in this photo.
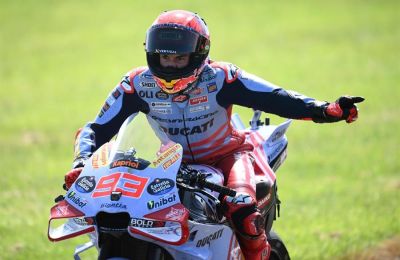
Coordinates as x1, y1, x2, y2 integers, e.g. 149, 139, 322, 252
202, 180, 237, 197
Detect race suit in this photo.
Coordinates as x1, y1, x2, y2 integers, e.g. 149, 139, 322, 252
73, 61, 328, 259
74, 61, 327, 164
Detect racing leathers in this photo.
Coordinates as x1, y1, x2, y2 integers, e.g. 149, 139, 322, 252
73, 61, 329, 259
74, 61, 328, 164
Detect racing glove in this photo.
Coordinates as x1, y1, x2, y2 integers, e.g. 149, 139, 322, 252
63, 158, 86, 190
315, 96, 364, 123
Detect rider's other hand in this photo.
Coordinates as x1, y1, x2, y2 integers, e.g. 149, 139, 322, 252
325, 96, 364, 123
63, 167, 83, 190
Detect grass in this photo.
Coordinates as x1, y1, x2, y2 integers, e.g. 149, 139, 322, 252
1, 0, 399, 259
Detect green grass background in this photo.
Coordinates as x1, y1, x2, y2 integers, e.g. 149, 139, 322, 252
1, 0, 399, 259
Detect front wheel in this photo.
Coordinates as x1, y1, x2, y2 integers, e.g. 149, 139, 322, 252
268, 230, 290, 260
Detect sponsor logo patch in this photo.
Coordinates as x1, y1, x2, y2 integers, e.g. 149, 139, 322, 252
151, 102, 171, 107
155, 91, 169, 100
100, 202, 127, 209
152, 108, 172, 114
139, 90, 154, 99
172, 94, 189, 103
147, 193, 177, 210
67, 191, 87, 208
147, 178, 175, 195
207, 82, 217, 93
190, 105, 210, 113
110, 160, 141, 169
75, 176, 96, 193
189, 95, 208, 106
130, 218, 156, 228
140, 82, 156, 88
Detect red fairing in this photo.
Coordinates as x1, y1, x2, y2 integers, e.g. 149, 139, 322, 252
129, 203, 190, 246
50, 199, 85, 219
48, 200, 95, 242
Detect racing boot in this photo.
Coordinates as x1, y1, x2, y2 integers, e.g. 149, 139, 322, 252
224, 193, 271, 260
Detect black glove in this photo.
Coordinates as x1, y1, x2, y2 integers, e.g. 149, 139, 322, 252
323, 96, 364, 123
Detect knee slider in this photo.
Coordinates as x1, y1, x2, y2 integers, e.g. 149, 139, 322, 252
226, 194, 265, 237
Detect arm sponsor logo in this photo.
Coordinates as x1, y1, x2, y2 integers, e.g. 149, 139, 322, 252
207, 82, 218, 93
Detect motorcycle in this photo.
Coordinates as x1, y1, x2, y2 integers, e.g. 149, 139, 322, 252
48, 110, 291, 259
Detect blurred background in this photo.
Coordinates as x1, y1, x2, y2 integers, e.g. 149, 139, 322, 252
1, 0, 399, 259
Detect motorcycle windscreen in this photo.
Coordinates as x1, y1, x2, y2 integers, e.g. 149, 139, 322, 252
48, 200, 95, 241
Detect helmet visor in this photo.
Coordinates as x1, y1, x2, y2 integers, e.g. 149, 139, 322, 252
145, 25, 202, 54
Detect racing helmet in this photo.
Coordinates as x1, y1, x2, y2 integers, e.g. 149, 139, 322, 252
145, 10, 210, 94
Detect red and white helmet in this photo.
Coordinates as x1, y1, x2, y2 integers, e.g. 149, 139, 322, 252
145, 10, 210, 94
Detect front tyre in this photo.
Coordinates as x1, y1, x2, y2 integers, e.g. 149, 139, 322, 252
267, 231, 290, 260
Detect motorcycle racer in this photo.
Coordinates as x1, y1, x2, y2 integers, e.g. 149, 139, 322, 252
64, 10, 363, 259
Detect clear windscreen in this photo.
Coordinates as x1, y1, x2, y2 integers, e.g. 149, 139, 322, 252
109, 113, 175, 164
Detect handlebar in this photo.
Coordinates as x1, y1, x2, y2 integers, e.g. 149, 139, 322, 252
176, 165, 237, 197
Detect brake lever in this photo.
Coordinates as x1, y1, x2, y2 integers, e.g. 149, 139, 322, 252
54, 195, 64, 203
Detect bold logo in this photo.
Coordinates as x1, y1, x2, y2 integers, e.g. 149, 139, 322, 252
147, 178, 175, 195
196, 229, 224, 247
207, 82, 217, 93
130, 218, 155, 228
67, 191, 87, 208
189, 96, 208, 106
147, 194, 177, 210
100, 202, 127, 209
155, 91, 169, 100
160, 118, 214, 136
75, 176, 96, 193
172, 94, 189, 103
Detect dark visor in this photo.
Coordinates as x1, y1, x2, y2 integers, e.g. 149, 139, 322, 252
145, 26, 201, 54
